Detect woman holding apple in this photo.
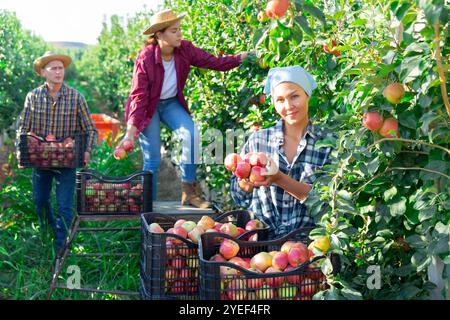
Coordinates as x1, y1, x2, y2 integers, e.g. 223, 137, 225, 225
121, 9, 250, 208
230, 66, 333, 239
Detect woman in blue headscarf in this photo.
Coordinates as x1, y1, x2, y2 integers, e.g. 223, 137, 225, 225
230, 66, 333, 239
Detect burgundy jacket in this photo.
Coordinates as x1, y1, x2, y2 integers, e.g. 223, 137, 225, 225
124, 40, 242, 135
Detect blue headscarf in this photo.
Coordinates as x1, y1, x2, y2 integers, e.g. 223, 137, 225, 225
263, 66, 317, 97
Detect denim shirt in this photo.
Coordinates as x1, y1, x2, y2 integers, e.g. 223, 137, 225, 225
230, 120, 333, 239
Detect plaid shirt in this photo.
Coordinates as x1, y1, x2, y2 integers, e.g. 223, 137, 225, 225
230, 120, 333, 239
18, 83, 97, 152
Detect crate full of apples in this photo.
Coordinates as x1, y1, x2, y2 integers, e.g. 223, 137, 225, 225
76, 169, 152, 215
140, 211, 269, 300
18, 132, 86, 168
198, 228, 329, 300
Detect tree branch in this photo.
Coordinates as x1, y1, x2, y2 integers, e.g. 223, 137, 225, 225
368, 137, 450, 155
434, 22, 450, 117
352, 166, 450, 196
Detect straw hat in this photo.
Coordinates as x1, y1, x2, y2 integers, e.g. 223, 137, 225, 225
143, 9, 187, 35
33, 51, 72, 75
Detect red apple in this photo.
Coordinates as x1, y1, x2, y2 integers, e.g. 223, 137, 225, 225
383, 83, 405, 104
210, 254, 227, 262
227, 279, 247, 300
264, 266, 285, 287
113, 147, 127, 160
362, 112, 383, 131
219, 222, 239, 238
272, 251, 289, 271
219, 239, 240, 259
245, 219, 264, 231
224, 153, 242, 172
249, 152, 268, 167
379, 118, 399, 138
250, 252, 273, 272
123, 140, 134, 152
284, 265, 301, 284
265, 0, 290, 19
288, 246, 310, 268
148, 222, 164, 233
249, 166, 266, 183
234, 162, 251, 179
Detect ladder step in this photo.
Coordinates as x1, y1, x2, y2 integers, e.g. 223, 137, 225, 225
53, 284, 139, 296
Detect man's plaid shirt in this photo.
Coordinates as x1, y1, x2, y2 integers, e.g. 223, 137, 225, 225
18, 83, 97, 151
230, 120, 333, 239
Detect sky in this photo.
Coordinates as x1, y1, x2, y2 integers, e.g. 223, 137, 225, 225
1, 0, 164, 44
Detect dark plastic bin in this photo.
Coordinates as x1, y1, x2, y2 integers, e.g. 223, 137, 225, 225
140, 210, 269, 300
199, 228, 333, 300
76, 169, 152, 215
18, 133, 86, 168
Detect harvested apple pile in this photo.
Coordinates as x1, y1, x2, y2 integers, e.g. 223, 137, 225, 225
224, 152, 269, 183
146, 215, 265, 296
25, 133, 77, 167
210, 238, 328, 300
84, 181, 143, 213
148, 215, 265, 244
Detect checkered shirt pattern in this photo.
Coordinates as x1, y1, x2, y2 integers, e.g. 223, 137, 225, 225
18, 83, 97, 151
230, 120, 333, 239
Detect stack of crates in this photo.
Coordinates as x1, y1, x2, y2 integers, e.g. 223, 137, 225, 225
140, 210, 269, 300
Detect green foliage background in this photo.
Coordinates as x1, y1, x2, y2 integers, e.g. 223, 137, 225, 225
1, 0, 448, 300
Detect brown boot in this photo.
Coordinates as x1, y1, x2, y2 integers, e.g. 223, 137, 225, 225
181, 182, 211, 209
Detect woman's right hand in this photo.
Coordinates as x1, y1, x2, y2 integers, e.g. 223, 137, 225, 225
118, 124, 137, 149
238, 178, 254, 193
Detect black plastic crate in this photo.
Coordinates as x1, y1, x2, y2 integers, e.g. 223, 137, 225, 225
18, 133, 87, 168
76, 169, 152, 215
199, 228, 333, 300
140, 210, 269, 300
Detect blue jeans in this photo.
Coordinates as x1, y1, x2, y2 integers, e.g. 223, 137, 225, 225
32, 168, 76, 250
139, 97, 199, 200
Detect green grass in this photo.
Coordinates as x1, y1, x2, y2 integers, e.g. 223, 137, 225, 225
0, 140, 143, 300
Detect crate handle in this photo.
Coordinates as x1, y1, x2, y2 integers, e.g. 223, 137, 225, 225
77, 168, 152, 182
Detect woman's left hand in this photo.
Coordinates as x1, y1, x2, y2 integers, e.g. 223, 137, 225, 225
240, 51, 255, 62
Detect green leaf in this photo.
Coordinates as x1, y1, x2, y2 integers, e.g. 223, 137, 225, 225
418, 206, 436, 222
376, 229, 394, 239
340, 287, 363, 300
383, 186, 398, 202
400, 55, 422, 83
367, 156, 380, 175
303, 3, 326, 25
419, 112, 439, 134
398, 111, 417, 129
395, 3, 412, 21
294, 15, 313, 35
404, 42, 429, 55
429, 237, 449, 255
0, 246, 9, 256
377, 63, 397, 77
399, 285, 421, 299
411, 251, 431, 272
406, 235, 427, 249
388, 197, 407, 217
420, 161, 449, 181
315, 136, 337, 149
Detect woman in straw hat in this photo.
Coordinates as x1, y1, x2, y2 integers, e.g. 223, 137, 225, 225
122, 9, 251, 208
